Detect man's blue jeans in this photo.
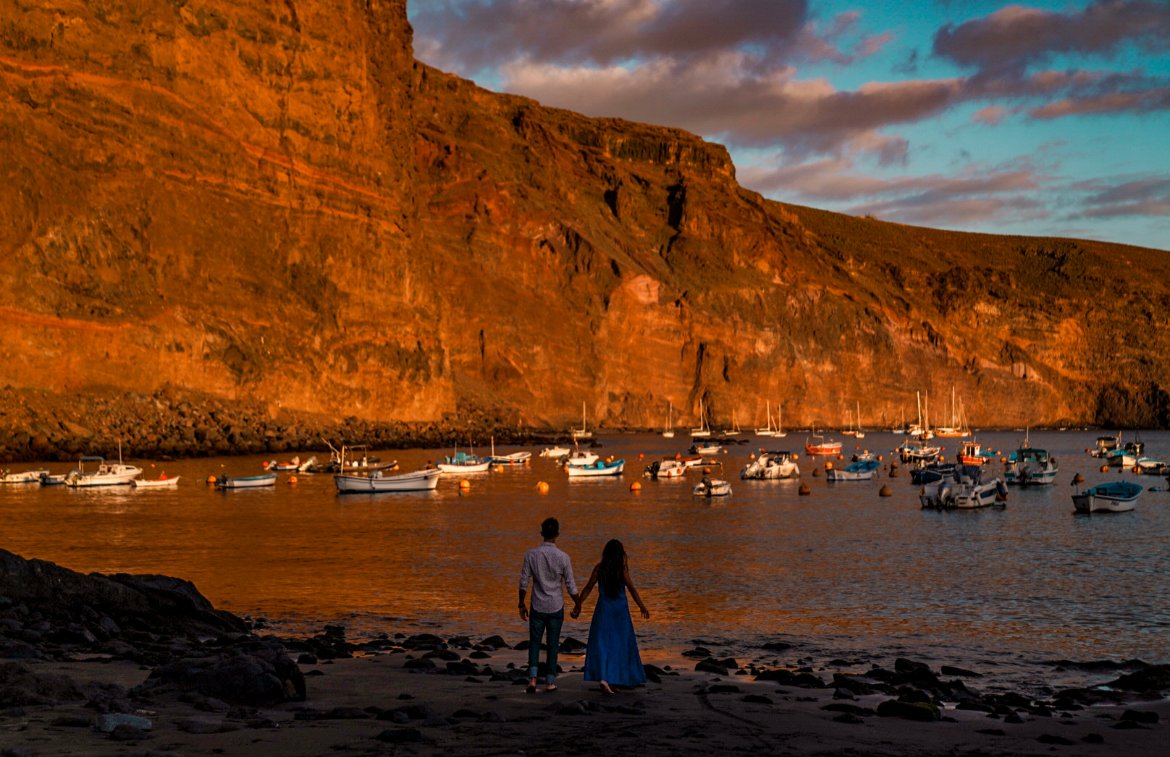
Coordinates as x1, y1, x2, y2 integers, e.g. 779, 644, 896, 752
527, 607, 564, 683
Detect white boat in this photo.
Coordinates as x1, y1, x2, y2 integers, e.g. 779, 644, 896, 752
133, 475, 180, 488
825, 459, 880, 481
921, 470, 1007, 510
40, 473, 67, 486
680, 455, 708, 469
691, 442, 723, 456
693, 478, 731, 497
1072, 480, 1142, 514
740, 451, 799, 480
564, 447, 600, 467
645, 459, 687, 479
1004, 434, 1058, 486
566, 458, 624, 477
437, 449, 491, 473
491, 451, 532, 467
296, 456, 318, 473
804, 431, 842, 457
335, 467, 442, 493
690, 399, 711, 438
754, 401, 776, 436
662, 401, 675, 438
0, 468, 49, 484
65, 455, 143, 488
266, 456, 301, 471
539, 445, 571, 458
1135, 457, 1169, 476
215, 473, 277, 489
570, 401, 592, 440
897, 439, 942, 463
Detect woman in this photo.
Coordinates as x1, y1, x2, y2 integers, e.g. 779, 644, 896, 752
571, 539, 650, 694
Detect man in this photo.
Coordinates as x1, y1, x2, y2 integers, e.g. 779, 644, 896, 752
518, 516, 578, 693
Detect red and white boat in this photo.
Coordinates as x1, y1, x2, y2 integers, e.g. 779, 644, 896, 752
804, 432, 842, 456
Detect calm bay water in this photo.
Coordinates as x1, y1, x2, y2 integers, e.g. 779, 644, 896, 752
4, 430, 1169, 690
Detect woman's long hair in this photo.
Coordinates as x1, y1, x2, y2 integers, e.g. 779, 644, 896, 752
598, 539, 627, 597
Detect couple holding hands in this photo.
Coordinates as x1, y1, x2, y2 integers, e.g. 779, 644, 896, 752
518, 517, 650, 695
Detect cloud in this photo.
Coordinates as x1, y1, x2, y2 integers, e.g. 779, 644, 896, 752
412, 0, 809, 71
503, 54, 963, 158
1076, 176, 1170, 218
973, 105, 1008, 124
933, 1, 1170, 79
740, 157, 1045, 226
1029, 86, 1170, 118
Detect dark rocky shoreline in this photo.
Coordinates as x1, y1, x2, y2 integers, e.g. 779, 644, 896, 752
1, 548, 1167, 752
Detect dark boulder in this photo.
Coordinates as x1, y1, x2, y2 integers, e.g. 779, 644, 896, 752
136, 642, 305, 706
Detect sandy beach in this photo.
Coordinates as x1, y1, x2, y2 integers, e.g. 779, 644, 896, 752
3, 636, 1168, 757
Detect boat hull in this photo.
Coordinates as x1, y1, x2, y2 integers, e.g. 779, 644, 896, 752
566, 460, 624, 477
217, 474, 277, 489
335, 468, 441, 493
1072, 481, 1142, 513
133, 476, 180, 488
0, 469, 49, 484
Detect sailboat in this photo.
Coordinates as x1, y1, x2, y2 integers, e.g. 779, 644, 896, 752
570, 401, 592, 440
774, 405, 787, 438
755, 401, 777, 437
662, 401, 675, 438
935, 386, 969, 437
690, 399, 711, 438
855, 401, 866, 439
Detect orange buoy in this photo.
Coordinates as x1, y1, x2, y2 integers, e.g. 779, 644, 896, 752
638, 453, 645, 460
812, 468, 821, 477
879, 484, 892, 497
1100, 465, 1109, 473
537, 481, 550, 494
798, 481, 811, 496
1072, 473, 1085, 485
459, 479, 471, 492
206, 475, 217, 485
749, 453, 756, 460
629, 481, 642, 492
824, 461, 834, 471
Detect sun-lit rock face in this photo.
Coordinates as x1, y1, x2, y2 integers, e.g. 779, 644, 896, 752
2, 0, 1169, 454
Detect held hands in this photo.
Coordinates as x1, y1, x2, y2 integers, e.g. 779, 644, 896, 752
570, 601, 582, 619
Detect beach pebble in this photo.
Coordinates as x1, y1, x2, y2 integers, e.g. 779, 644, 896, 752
176, 717, 237, 734
107, 723, 150, 741
875, 699, 940, 722
705, 684, 740, 694
940, 665, 982, 678
742, 694, 773, 705
1037, 734, 1077, 745
478, 635, 509, 649
1122, 709, 1160, 724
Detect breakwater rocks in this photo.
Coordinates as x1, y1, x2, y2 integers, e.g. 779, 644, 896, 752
0, 549, 304, 707
0, 387, 571, 464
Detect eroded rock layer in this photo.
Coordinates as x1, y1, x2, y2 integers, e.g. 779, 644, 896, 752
2, 0, 1168, 460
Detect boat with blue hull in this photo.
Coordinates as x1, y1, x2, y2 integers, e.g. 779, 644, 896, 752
1073, 480, 1142, 513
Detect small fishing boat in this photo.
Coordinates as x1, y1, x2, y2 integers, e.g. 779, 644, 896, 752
1089, 432, 1121, 458
644, 459, 687, 479
564, 445, 600, 467
1134, 457, 1169, 476
825, 459, 880, 481
65, 455, 143, 488
680, 455, 709, 469
539, 445, 571, 458
335, 467, 442, 493
265, 456, 301, 471
910, 461, 956, 485
897, 439, 942, 464
133, 475, 180, 488
488, 439, 531, 467
437, 450, 491, 474
804, 431, 842, 457
1004, 435, 1058, 486
0, 468, 49, 485
39, 473, 67, 486
691, 442, 723, 456
295, 456, 318, 473
957, 439, 996, 466
1072, 480, 1142, 513
215, 473, 277, 489
740, 451, 799, 480
566, 458, 624, 477
693, 477, 731, 497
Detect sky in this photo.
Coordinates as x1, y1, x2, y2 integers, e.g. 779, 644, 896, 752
408, 0, 1170, 251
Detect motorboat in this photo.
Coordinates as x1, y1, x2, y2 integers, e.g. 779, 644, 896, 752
897, 439, 942, 463
215, 473, 277, 489
564, 447, 600, 467
691, 442, 723, 456
64, 455, 143, 487
335, 467, 442, 493
645, 459, 687, 479
1072, 480, 1142, 513
826, 459, 880, 481
740, 451, 799, 480
0, 468, 49, 484
1004, 436, 1058, 486
266, 456, 301, 471
566, 459, 624, 477
693, 478, 731, 497
910, 461, 956, 485
490, 451, 532, 467
957, 439, 996, 466
920, 466, 1007, 509
1089, 432, 1122, 458
539, 445, 571, 458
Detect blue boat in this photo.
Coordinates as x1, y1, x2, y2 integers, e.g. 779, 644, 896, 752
1073, 481, 1142, 513
826, 459, 880, 481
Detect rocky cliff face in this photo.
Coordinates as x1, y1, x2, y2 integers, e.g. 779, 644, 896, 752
1, 0, 1168, 460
